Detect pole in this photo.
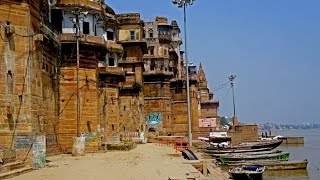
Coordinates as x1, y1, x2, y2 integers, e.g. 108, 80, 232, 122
184, 4, 192, 146
228, 75, 236, 117
231, 82, 236, 117
76, 12, 81, 137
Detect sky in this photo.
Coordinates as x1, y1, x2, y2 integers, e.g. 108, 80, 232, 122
107, 0, 320, 125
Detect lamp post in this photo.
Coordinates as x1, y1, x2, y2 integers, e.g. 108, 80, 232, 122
228, 75, 236, 117
172, 0, 195, 146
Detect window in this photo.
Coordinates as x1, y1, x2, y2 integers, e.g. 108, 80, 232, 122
150, 60, 155, 71
108, 54, 117, 67
7, 71, 13, 94
164, 49, 168, 56
149, 32, 153, 38
130, 31, 135, 40
107, 28, 114, 41
83, 21, 89, 34
149, 46, 154, 55
5, 22, 15, 51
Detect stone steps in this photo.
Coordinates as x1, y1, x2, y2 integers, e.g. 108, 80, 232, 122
0, 161, 26, 174
0, 166, 33, 179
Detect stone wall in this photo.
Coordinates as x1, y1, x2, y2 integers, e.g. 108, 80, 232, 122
58, 68, 98, 152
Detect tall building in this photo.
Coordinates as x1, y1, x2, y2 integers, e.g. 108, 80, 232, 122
0, 1, 220, 169
0, 0, 60, 162
143, 17, 179, 133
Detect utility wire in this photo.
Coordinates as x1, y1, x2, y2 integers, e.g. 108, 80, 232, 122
219, 87, 231, 102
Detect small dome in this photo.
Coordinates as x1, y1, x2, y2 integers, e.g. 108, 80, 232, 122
105, 4, 115, 15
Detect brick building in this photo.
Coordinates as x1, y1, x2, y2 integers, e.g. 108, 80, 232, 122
0, 1, 223, 168
0, 0, 60, 164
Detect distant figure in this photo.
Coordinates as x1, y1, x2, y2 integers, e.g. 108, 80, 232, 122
265, 132, 268, 138
269, 130, 272, 137
261, 132, 264, 138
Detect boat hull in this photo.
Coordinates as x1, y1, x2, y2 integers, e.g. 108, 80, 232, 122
220, 152, 290, 165
230, 172, 263, 180
226, 160, 308, 170
208, 139, 283, 151
229, 165, 265, 180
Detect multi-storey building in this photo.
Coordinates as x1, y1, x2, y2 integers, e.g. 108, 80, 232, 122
143, 17, 178, 133
0, 0, 60, 164
0, 1, 221, 169
116, 13, 148, 141
142, 17, 219, 138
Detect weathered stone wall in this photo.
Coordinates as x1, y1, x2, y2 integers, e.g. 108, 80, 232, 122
170, 83, 199, 136
118, 92, 145, 139
0, 3, 35, 164
144, 82, 171, 133
58, 68, 98, 152
228, 124, 259, 145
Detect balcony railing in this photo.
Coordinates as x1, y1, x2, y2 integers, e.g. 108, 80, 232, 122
59, 0, 101, 10
98, 66, 124, 76
158, 34, 172, 42
60, 34, 123, 52
106, 43, 123, 52
143, 70, 173, 76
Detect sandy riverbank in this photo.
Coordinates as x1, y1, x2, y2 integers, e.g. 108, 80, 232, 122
10, 143, 229, 180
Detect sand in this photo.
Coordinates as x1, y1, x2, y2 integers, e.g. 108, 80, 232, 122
11, 143, 211, 180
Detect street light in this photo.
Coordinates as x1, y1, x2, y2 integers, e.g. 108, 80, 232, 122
172, 0, 195, 147
228, 75, 236, 117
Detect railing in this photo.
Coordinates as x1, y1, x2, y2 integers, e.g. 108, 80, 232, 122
143, 70, 173, 76
98, 66, 124, 76
158, 34, 172, 41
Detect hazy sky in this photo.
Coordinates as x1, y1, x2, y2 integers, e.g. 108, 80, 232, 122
107, 0, 320, 124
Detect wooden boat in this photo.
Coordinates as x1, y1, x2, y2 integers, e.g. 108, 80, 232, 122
207, 139, 283, 150
227, 159, 308, 170
204, 147, 273, 154
229, 165, 265, 180
220, 152, 290, 165
210, 149, 282, 158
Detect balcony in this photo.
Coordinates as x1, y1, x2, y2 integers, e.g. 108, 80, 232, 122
172, 36, 182, 42
118, 57, 144, 64
201, 100, 220, 105
60, 33, 104, 45
158, 34, 172, 43
58, 0, 101, 11
98, 66, 124, 77
143, 70, 173, 77
106, 43, 123, 53
119, 81, 142, 92
60, 34, 123, 52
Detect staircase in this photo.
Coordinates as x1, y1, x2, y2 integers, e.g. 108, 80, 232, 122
0, 161, 33, 179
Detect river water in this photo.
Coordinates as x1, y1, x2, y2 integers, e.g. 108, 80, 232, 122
263, 129, 320, 180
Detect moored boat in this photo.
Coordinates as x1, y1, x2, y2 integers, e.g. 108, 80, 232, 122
204, 147, 273, 154
211, 149, 282, 158
207, 139, 283, 150
220, 152, 290, 165
229, 165, 265, 180
227, 159, 308, 170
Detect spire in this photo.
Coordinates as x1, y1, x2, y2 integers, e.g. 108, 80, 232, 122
198, 63, 206, 82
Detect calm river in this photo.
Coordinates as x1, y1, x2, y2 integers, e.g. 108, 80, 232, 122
263, 129, 320, 180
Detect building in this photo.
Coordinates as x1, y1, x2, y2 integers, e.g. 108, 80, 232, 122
143, 17, 179, 133
116, 13, 148, 142
0, 1, 223, 169
0, 0, 60, 165
197, 63, 220, 136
